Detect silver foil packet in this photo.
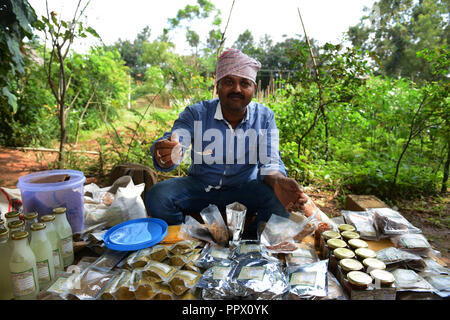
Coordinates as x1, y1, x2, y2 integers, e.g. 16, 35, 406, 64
226, 202, 247, 242
287, 260, 329, 300
229, 258, 288, 300
196, 260, 237, 300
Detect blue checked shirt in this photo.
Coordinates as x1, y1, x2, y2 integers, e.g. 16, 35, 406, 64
150, 98, 287, 191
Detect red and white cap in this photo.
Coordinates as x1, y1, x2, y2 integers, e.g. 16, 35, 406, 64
215, 49, 261, 84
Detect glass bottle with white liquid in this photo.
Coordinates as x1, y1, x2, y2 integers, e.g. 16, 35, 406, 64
23, 212, 38, 242
0, 227, 14, 300
53, 207, 74, 268
30, 223, 55, 289
9, 231, 39, 300
40, 215, 63, 272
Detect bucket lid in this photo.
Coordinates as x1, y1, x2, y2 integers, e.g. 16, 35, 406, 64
103, 218, 168, 251
17, 170, 86, 191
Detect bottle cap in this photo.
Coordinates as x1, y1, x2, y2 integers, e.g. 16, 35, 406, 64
11, 231, 29, 240
30, 223, 46, 231
40, 215, 56, 222
53, 207, 67, 214
23, 212, 38, 220
8, 220, 24, 229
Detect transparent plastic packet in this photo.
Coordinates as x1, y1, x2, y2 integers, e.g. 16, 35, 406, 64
293, 213, 321, 243
368, 207, 421, 236
138, 260, 178, 284
168, 269, 202, 296
65, 265, 117, 300
169, 248, 201, 268
101, 269, 136, 300
179, 215, 215, 243
230, 240, 275, 261
391, 233, 432, 257
75, 256, 98, 272
196, 260, 236, 300
342, 210, 379, 240
177, 289, 200, 300
124, 247, 154, 269
421, 258, 450, 276
148, 244, 171, 262
169, 239, 203, 255
195, 243, 232, 269
319, 271, 348, 300
420, 274, 450, 298
287, 260, 328, 300
200, 204, 230, 245
91, 249, 129, 272
260, 214, 304, 253
131, 269, 160, 300
391, 268, 436, 292
226, 202, 247, 242
284, 243, 319, 267
229, 258, 288, 300
36, 271, 78, 300
376, 246, 426, 272
153, 283, 177, 300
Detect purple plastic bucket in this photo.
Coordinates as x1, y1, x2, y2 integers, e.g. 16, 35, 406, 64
17, 170, 86, 233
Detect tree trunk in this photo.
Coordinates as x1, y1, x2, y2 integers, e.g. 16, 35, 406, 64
441, 141, 450, 194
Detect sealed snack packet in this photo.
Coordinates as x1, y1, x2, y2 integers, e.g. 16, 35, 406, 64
368, 208, 421, 236
139, 260, 178, 283
421, 274, 450, 298
196, 260, 236, 300
153, 283, 177, 300
342, 210, 379, 240
229, 258, 288, 300
230, 240, 274, 261
200, 204, 229, 245
287, 260, 329, 300
391, 268, 436, 293
391, 233, 432, 256
124, 247, 153, 269
168, 269, 202, 296
169, 249, 201, 268
376, 246, 426, 271
169, 239, 203, 255
285, 243, 319, 267
65, 266, 116, 300
226, 202, 247, 242
100, 270, 136, 300
195, 243, 232, 269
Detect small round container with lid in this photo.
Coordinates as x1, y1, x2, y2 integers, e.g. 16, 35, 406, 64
333, 247, 356, 260
347, 271, 373, 290
322, 230, 341, 240
355, 247, 377, 261
370, 269, 395, 287
341, 231, 361, 241
348, 238, 369, 250
338, 224, 356, 233
327, 238, 347, 250
363, 258, 386, 272
339, 258, 364, 275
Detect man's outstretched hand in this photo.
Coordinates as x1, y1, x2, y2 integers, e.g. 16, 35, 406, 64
153, 132, 182, 169
264, 172, 308, 212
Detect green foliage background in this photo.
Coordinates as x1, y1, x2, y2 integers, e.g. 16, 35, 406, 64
0, 0, 448, 202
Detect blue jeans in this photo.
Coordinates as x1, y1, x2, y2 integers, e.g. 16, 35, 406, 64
145, 176, 289, 234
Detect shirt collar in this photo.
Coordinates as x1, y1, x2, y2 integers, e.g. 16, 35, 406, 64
214, 101, 251, 122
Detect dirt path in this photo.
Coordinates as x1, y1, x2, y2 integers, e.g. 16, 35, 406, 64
1, 146, 448, 266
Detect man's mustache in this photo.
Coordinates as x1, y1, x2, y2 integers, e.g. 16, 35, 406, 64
227, 92, 245, 99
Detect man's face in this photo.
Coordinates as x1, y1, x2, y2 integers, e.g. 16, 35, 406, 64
217, 75, 256, 114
